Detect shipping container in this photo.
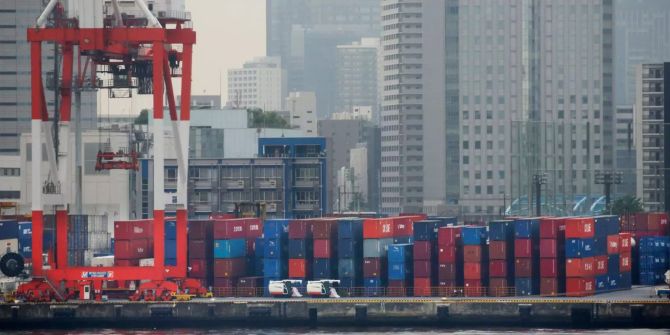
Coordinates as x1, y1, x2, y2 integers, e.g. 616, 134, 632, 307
288, 239, 311, 258
514, 239, 533, 258
214, 258, 247, 277
263, 238, 286, 259
388, 244, 413, 264
114, 220, 153, 240
264, 219, 289, 239
413, 220, 443, 241
263, 258, 286, 278
461, 226, 487, 245
566, 257, 595, 277
313, 239, 334, 259
565, 217, 595, 239
463, 245, 483, 263
363, 218, 394, 239
488, 220, 514, 241
337, 218, 363, 240
413, 241, 433, 260
514, 218, 540, 239
539, 218, 565, 239
566, 277, 595, 297
213, 239, 247, 258
338, 259, 359, 278
338, 238, 358, 259
213, 219, 247, 239
313, 259, 335, 279
288, 220, 312, 239
114, 239, 152, 259
413, 277, 432, 297
188, 259, 208, 278
312, 219, 337, 239
288, 258, 309, 278
565, 238, 594, 258
363, 257, 386, 277
363, 238, 393, 258
388, 262, 413, 281
540, 277, 563, 296
245, 218, 263, 239
0, 220, 18, 240
391, 217, 414, 237
438, 226, 463, 246
188, 219, 213, 240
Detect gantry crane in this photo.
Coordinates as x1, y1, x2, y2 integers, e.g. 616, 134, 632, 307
16, 0, 198, 301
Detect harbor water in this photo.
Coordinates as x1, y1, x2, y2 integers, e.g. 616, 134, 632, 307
1, 328, 669, 334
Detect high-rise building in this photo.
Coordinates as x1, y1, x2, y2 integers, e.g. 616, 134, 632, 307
335, 38, 379, 116
615, 0, 670, 106
287, 91, 317, 136
635, 63, 669, 211
381, 0, 614, 217
227, 57, 286, 111
614, 105, 636, 198
266, 0, 380, 118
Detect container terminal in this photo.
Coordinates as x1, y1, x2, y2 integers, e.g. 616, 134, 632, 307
1, 0, 670, 329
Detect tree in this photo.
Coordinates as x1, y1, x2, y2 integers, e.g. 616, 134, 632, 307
134, 109, 149, 125
247, 108, 290, 129
611, 195, 644, 216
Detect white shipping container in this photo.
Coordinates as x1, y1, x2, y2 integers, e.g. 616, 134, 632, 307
139, 258, 154, 267
91, 255, 115, 267
0, 239, 19, 254
87, 232, 111, 251
87, 215, 109, 233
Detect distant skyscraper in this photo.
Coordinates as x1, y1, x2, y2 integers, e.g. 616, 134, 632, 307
287, 92, 317, 136
381, 0, 614, 216
614, 105, 636, 198
635, 63, 669, 211
227, 57, 286, 111
335, 38, 379, 116
266, 0, 380, 118
615, 0, 670, 106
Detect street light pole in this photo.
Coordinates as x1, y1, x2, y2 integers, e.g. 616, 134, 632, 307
533, 172, 547, 217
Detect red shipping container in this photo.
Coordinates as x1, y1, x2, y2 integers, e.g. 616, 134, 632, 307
515, 239, 532, 258
464, 279, 484, 297
289, 258, 308, 278
387, 280, 409, 297
114, 239, 152, 259
114, 220, 153, 240
540, 217, 565, 239
463, 245, 482, 262
515, 258, 533, 277
313, 239, 333, 259
363, 258, 384, 277
413, 260, 432, 277
188, 240, 207, 259
594, 256, 608, 276
488, 241, 508, 260
620, 252, 632, 272
565, 217, 595, 238
213, 219, 246, 239
114, 259, 139, 266
212, 277, 236, 288
438, 246, 457, 263
489, 278, 512, 297
209, 213, 236, 220
619, 233, 632, 252
188, 259, 207, 278
540, 277, 560, 296
245, 218, 264, 238
566, 277, 594, 297
464, 262, 482, 280
489, 260, 508, 277
566, 257, 594, 277
246, 239, 256, 256
288, 219, 311, 239
606, 235, 619, 255
414, 241, 433, 261
213, 258, 247, 278
312, 219, 337, 239
540, 258, 558, 277
363, 218, 394, 239
392, 217, 414, 237
439, 279, 458, 288
540, 239, 558, 258
438, 226, 462, 246
413, 277, 432, 297
188, 219, 212, 240
438, 263, 457, 280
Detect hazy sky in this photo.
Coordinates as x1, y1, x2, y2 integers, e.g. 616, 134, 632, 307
187, 0, 266, 104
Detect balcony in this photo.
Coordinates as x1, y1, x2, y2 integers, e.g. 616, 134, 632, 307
294, 178, 319, 188
256, 179, 280, 189
222, 179, 246, 189
294, 201, 319, 211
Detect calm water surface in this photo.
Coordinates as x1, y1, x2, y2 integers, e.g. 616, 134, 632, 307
1, 328, 669, 334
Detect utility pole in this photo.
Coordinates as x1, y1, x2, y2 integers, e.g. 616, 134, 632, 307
533, 172, 547, 216
595, 171, 623, 213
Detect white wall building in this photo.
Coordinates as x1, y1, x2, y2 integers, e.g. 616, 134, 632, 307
332, 106, 373, 121
227, 57, 286, 111
286, 92, 317, 136
350, 144, 369, 201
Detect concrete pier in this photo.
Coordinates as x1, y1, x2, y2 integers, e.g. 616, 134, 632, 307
1, 287, 670, 329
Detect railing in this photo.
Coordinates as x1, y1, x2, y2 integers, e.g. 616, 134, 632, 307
210, 286, 519, 298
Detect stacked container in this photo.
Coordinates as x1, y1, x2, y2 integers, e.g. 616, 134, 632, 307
622, 212, 669, 237
14, 221, 54, 265
288, 219, 313, 282
461, 226, 488, 297
114, 219, 153, 266
362, 217, 394, 296
488, 220, 515, 296
164, 219, 177, 266
213, 218, 247, 294
0, 219, 19, 257
618, 233, 633, 290
68, 215, 111, 266
413, 220, 448, 296
263, 219, 290, 295
514, 218, 540, 295
539, 218, 566, 296
188, 219, 213, 287
391, 216, 415, 244
245, 218, 264, 276
592, 216, 618, 293
437, 225, 463, 294
637, 236, 669, 285
387, 244, 413, 296
565, 217, 596, 297
312, 218, 338, 279
337, 218, 363, 291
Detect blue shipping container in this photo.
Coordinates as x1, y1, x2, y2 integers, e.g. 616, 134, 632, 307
338, 238, 357, 259
263, 259, 285, 278
338, 259, 358, 277
592, 237, 607, 256
488, 220, 514, 241
337, 218, 363, 240
165, 220, 177, 239
288, 239, 309, 258
165, 257, 176, 266
339, 277, 356, 288
413, 220, 443, 241
264, 219, 289, 239
388, 244, 413, 263
364, 278, 383, 297
595, 275, 608, 292
388, 262, 412, 280
264, 238, 284, 258
515, 277, 537, 296
607, 255, 619, 276
213, 239, 247, 258
393, 236, 413, 244
566, 238, 594, 258
619, 271, 632, 289
461, 226, 487, 245
165, 239, 176, 259
607, 275, 618, 290
0, 220, 18, 239
313, 259, 334, 279
514, 218, 539, 239
255, 237, 265, 258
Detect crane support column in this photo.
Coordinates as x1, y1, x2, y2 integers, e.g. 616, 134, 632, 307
152, 41, 165, 271
56, 43, 74, 270
30, 41, 44, 276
